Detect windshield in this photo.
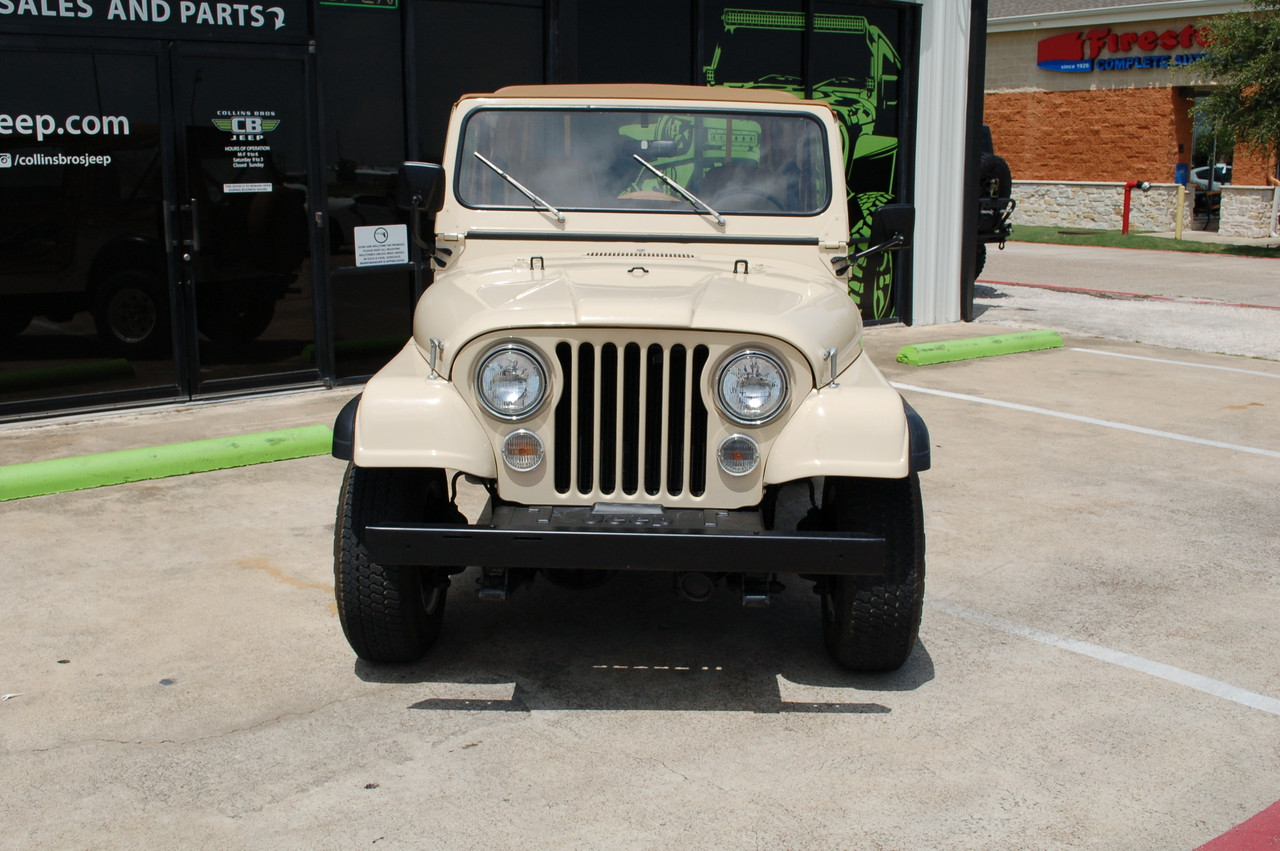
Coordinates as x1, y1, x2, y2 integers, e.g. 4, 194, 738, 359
456, 107, 831, 216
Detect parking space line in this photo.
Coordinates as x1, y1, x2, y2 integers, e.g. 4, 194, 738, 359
891, 383, 1280, 459
1070, 347, 1280, 378
929, 599, 1280, 717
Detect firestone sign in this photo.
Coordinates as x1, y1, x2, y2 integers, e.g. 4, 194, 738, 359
1037, 24, 1209, 73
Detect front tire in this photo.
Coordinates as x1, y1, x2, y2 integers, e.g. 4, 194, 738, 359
820, 474, 925, 672
334, 463, 463, 663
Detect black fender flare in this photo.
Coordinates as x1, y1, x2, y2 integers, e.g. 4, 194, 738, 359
903, 398, 931, 473
332, 393, 361, 460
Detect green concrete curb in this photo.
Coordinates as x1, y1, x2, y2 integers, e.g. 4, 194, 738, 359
0, 425, 334, 502
896, 330, 1065, 366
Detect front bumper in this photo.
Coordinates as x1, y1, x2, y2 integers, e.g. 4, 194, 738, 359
365, 503, 885, 576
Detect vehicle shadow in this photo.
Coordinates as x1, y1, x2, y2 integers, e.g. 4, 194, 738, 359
354, 568, 935, 714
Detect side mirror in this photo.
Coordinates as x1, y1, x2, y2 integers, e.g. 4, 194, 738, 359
838, 203, 914, 270
396, 161, 446, 213
868, 203, 914, 251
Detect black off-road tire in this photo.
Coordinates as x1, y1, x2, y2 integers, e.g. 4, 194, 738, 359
820, 474, 925, 672
334, 463, 462, 663
979, 153, 1012, 203
974, 242, 988, 279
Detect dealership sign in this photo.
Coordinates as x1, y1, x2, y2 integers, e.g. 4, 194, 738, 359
0, 0, 306, 41
1037, 24, 1208, 73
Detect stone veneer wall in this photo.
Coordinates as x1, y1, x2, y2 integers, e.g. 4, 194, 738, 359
1220, 187, 1278, 238
1013, 180, 1277, 237
1011, 181, 1189, 231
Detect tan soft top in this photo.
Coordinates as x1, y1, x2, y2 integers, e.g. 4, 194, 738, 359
458, 84, 809, 106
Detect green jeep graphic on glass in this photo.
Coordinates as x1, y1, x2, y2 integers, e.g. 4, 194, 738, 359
704, 6, 903, 320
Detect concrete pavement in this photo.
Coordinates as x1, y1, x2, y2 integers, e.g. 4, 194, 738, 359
1, 244, 1277, 848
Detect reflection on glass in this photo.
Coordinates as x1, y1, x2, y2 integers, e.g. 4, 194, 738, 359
457, 108, 830, 216
331, 271, 414, 380
318, 4, 408, 267
0, 51, 176, 413
175, 54, 317, 387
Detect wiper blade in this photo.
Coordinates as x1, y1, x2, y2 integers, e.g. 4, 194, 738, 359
473, 152, 565, 223
632, 154, 725, 226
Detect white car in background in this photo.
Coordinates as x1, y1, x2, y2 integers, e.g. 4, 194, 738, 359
1190, 163, 1232, 189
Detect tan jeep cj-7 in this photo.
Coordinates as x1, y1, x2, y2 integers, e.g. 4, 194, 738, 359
331, 84, 929, 672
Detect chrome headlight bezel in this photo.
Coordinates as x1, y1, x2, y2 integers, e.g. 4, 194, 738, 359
714, 347, 790, 426
474, 341, 550, 421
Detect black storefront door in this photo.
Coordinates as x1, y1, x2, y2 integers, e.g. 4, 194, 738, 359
0, 38, 320, 418
169, 45, 318, 395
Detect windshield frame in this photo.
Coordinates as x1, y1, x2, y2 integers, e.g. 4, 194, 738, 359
452, 105, 834, 219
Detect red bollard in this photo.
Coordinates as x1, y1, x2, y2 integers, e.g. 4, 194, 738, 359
1122, 180, 1150, 235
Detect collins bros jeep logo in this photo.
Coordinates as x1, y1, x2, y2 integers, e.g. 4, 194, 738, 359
213, 112, 280, 141
1037, 25, 1208, 73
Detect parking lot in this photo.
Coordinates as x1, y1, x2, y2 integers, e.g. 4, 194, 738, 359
2, 243, 1278, 848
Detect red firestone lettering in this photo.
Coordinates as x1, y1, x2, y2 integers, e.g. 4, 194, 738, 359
1087, 28, 1112, 59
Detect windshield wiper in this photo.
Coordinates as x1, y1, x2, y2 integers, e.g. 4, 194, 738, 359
632, 154, 725, 227
473, 152, 565, 223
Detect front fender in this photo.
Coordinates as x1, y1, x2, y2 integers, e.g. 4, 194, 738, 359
348, 342, 497, 476
765, 355, 928, 482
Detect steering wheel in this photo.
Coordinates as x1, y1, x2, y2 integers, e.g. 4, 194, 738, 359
708, 188, 785, 212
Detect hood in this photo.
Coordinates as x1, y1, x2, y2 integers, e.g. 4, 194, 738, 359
413, 255, 863, 380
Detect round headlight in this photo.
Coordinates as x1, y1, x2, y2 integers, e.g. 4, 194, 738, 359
475, 343, 548, 420
715, 349, 788, 425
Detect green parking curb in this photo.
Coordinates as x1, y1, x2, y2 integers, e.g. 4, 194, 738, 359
0, 425, 334, 502
896, 330, 1064, 366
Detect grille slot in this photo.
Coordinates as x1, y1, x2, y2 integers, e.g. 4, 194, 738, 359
555, 341, 709, 498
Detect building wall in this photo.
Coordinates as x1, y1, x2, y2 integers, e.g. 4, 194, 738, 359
1232, 144, 1280, 186
986, 20, 1211, 93
984, 15, 1217, 186
1011, 180, 1191, 231
986, 87, 1193, 183
1011, 179, 1276, 236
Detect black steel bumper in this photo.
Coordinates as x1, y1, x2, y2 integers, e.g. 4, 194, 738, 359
978, 196, 1017, 243
365, 503, 885, 576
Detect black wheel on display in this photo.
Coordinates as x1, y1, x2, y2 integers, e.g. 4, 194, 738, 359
820, 474, 925, 672
92, 270, 170, 357
334, 463, 465, 663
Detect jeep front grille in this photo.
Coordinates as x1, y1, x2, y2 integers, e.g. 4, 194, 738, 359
554, 342, 711, 498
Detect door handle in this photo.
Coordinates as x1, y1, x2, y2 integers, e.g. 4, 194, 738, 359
189, 198, 201, 254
